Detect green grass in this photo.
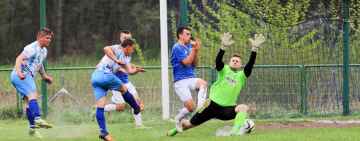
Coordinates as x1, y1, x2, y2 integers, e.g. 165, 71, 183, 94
0, 119, 359, 141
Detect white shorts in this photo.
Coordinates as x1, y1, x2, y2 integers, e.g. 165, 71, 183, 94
174, 78, 199, 102
111, 82, 139, 104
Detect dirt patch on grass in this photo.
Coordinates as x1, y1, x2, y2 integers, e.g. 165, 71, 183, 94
256, 120, 360, 129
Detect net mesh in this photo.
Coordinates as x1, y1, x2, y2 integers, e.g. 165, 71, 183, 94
0, 0, 360, 121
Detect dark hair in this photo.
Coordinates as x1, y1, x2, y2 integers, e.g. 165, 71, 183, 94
176, 26, 191, 39
232, 53, 241, 59
120, 30, 131, 34
121, 39, 135, 47
38, 27, 54, 36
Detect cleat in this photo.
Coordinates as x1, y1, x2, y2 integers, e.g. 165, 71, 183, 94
30, 124, 41, 129
35, 118, 53, 129
99, 133, 114, 141
230, 125, 246, 136
175, 118, 183, 132
166, 128, 178, 137
29, 128, 42, 139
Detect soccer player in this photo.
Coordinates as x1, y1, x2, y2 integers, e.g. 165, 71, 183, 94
167, 32, 265, 136
10, 28, 54, 138
170, 27, 208, 132
103, 30, 146, 127
91, 38, 141, 141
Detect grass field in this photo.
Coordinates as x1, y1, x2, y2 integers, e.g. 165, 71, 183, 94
0, 118, 359, 141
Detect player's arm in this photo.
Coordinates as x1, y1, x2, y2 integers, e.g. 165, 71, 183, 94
15, 53, 26, 79
192, 39, 200, 66
245, 34, 266, 77
215, 49, 225, 71
104, 46, 125, 65
39, 64, 53, 84
181, 39, 200, 66
216, 32, 234, 71
127, 64, 145, 75
243, 52, 256, 77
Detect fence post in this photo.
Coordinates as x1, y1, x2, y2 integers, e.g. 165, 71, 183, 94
342, 0, 350, 116
40, 0, 48, 118
16, 92, 23, 117
178, 0, 189, 27
300, 65, 308, 115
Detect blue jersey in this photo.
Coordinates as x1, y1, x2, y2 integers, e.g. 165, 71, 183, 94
170, 43, 196, 81
113, 45, 131, 83
14, 41, 48, 77
115, 71, 129, 83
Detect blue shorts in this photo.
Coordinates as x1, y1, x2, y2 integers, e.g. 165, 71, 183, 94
91, 70, 123, 101
10, 70, 36, 98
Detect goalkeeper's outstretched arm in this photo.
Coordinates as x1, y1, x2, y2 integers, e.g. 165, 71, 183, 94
245, 33, 265, 77
244, 51, 256, 77
215, 49, 225, 71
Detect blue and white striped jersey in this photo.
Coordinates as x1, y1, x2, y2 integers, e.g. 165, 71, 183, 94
15, 41, 48, 77
96, 44, 131, 73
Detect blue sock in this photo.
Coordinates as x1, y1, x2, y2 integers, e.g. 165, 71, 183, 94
26, 108, 35, 128
122, 91, 140, 114
29, 99, 41, 119
96, 108, 108, 135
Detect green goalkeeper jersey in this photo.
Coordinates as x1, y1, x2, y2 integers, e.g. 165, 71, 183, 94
209, 65, 247, 106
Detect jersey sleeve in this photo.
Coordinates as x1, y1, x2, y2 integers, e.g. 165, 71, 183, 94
22, 46, 36, 59
110, 45, 119, 52
173, 46, 187, 64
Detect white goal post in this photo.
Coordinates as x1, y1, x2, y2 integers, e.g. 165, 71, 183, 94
160, 0, 170, 120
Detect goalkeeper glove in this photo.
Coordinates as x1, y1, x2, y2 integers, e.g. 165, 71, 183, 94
249, 34, 266, 52
220, 32, 234, 50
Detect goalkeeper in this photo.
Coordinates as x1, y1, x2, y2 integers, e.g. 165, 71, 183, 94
167, 32, 265, 136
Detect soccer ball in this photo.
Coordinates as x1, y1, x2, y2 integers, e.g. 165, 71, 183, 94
244, 119, 255, 134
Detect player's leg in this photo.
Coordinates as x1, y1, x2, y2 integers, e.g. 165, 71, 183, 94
10, 71, 52, 129
11, 71, 42, 137
174, 79, 195, 132
126, 82, 145, 128
23, 97, 42, 138
231, 104, 249, 135
167, 99, 214, 136
126, 82, 144, 111
23, 98, 35, 128
95, 97, 112, 141
194, 78, 208, 110
27, 92, 52, 129
91, 71, 119, 141
116, 83, 141, 117
105, 90, 126, 112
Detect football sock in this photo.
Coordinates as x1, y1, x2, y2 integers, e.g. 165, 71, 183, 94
96, 108, 108, 135
123, 91, 140, 115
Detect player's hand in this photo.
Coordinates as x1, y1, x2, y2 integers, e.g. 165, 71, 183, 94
220, 32, 234, 50
249, 33, 265, 52
136, 66, 145, 73
43, 74, 53, 84
191, 38, 201, 51
16, 71, 25, 80
115, 59, 125, 65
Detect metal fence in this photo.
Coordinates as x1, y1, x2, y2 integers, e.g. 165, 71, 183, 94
1, 65, 360, 119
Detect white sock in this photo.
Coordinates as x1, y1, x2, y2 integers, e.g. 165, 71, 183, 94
175, 108, 190, 121
133, 113, 143, 126
197, 86, 207, 109
104, 104, 117, 112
